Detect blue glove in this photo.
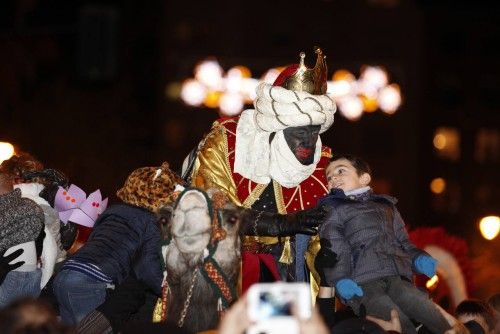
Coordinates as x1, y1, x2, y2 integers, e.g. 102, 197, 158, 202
335, 279, 363, 301
414, 255, 437, 278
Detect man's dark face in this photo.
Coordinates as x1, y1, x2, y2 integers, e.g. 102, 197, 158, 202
283, 125, 321, 165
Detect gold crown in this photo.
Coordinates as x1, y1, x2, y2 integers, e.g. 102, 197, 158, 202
281, 46, 328, 95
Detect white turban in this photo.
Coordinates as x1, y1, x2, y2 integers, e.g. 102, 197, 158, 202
234, 83, 336, 188
253, 83, 336, 133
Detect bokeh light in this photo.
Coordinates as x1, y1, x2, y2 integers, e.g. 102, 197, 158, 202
180, 79, 206, 106
360, 94, 379, 113
479, 216, 500, 240
430, 177, 446, 194
338, 96, 364, 121
433, 127, 460, 161
241, 78, 259, 102
203, 90, 221, 108
261, 68, 281, 84
219, 93, 244, 116
225, 75, 244, 94
0, 142, 15, 164
328, 80, 352, 99
433, 133, 447, 150
164, 82, 182, 100
378, 84, 402, 114
360, 66, 388, 89
228, 66, 251, 78
177, 60, 403, 119
332, 69, 355, 82
195, 60, 223, 89
426, 275, 439, 289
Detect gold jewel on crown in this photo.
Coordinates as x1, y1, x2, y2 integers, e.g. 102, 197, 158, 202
281, 46, 328, 95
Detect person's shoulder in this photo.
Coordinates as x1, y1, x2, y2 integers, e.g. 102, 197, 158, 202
18, 197, 44, 216
100, 203, 155, 224
214, 116, 239, 131
371, 193, 398, 205
315, 146, 332, 169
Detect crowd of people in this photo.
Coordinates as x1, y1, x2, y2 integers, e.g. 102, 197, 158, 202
0, 48, 498, 334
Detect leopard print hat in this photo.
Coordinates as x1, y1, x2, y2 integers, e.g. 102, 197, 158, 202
116, 162, 183, 213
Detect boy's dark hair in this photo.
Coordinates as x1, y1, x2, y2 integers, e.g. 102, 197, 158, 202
455, 299, 495, 331
330, 154, 372, 176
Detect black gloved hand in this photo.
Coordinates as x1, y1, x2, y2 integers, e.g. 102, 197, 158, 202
60, 222, 78, 251
278, 205, 328, 236
0, 249, 25, 285
241, 205, 328, 237
315, 238, 338, 287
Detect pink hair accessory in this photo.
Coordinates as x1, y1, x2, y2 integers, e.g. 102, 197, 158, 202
54, 185, 108, 227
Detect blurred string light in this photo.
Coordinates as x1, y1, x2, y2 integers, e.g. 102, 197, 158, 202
433, 127, 460, 161
180, 79, 206, 106
479, 216, 500, 240
0, 142, 15, 164
430, 177, 446, 194
174, 59, 402, 119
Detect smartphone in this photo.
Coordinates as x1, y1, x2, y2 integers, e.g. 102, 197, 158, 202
247, 283, 312, 334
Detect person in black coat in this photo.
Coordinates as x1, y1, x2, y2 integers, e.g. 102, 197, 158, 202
53, 162, 183, 326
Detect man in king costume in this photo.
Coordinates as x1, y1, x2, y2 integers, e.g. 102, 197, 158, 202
185, 47, 336, 292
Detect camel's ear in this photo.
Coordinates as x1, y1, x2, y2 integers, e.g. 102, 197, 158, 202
157, 204, 175, 239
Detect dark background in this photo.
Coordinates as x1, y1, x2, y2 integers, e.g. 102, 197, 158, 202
0, 0, 498, 298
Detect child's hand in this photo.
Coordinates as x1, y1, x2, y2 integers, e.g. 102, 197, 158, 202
413, 255, 437, 278
335, 279, 363, 300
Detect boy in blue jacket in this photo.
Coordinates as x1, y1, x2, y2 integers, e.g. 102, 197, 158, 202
318, 154, 450, 334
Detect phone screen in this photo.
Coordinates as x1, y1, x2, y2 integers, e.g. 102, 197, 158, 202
255, 289, 299, 319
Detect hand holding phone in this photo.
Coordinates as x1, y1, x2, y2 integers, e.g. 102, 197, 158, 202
247, 283, 312, 334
